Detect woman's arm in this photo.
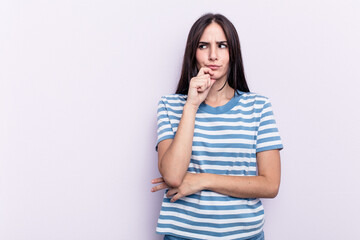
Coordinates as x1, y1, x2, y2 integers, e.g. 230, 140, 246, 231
152, 149, 281, 201
157, 103, 198, 188
200, 149, 281, 198
157, 67, 216, 188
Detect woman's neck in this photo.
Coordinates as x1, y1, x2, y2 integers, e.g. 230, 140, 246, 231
204, 80, 235, 107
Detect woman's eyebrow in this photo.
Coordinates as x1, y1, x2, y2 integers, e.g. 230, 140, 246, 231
199, 41, 228, 44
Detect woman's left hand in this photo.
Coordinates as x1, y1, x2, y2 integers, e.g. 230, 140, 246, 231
151, 177, 169, 192
151, 173, 205, 203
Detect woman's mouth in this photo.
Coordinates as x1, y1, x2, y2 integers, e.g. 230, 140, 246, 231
206, 65, 220, 70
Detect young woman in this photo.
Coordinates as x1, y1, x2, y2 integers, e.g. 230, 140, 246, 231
151, 13, 283, 240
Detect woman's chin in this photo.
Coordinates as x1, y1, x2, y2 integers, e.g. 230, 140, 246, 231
212, 75, 227, 82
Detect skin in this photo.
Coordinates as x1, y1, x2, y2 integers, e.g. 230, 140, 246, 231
151, 22, 281, 202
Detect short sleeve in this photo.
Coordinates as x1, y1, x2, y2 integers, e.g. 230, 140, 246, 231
256, 98, 284, 153
155, 97, 175, 152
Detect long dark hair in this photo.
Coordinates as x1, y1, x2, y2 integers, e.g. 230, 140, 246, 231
175, 13, 250, 94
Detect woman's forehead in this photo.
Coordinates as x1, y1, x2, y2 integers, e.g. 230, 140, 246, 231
199, 23, 227, 41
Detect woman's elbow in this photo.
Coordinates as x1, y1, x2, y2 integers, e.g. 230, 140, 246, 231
261, 177, 280, 198
159, 161, 183, 188
163, 175, 182, 188
267, 183, 280, 198
159, 168, 182, 188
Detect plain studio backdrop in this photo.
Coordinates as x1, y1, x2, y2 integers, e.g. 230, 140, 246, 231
0, 0, 359, 239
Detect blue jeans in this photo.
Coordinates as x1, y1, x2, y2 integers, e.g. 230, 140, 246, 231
163, 230, 265, 240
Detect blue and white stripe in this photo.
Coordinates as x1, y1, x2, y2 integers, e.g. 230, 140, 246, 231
155, 91, 283, 239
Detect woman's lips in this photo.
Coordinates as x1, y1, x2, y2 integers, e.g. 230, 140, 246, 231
206, 65, 220, 70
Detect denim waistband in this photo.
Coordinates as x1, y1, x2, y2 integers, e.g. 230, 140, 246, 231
163, 230, 265, 240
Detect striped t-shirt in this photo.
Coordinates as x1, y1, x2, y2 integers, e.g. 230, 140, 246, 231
155, 90, 283, 240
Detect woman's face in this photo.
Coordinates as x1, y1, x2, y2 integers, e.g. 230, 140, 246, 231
196, 22, 229, 82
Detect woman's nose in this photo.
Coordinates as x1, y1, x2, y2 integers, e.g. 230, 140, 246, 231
209, 46, 218, 61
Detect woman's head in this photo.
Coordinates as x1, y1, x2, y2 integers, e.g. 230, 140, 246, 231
176, 13, 250, 94
195, 22, 230, 85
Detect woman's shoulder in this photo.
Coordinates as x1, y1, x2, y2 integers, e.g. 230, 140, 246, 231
159, 93, 188, 103
238, 91, 271, 102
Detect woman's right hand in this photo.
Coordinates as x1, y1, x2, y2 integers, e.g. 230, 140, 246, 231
186, 67, 216, 107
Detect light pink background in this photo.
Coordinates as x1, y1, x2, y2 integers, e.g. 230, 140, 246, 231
1, 1, 359, 239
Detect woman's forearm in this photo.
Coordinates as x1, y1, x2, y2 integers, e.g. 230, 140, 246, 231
151, 172, 280, 203
200, 173, 280, 199
159, 103, 198, 187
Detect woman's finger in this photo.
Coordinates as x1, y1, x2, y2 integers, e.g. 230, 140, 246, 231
190, 75, 210, 85
166, 188, 178, 198
197, 81, 212, 92
197, 67, 214, 77
151, 182, 168, 192
202, 67, 214, 76
192, 78, 211, 91
170, 193, 182, 203
151, 177, 164, 184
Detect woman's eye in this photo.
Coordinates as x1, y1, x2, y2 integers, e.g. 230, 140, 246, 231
198, 44, 207, 49
219, 44, 227, 48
